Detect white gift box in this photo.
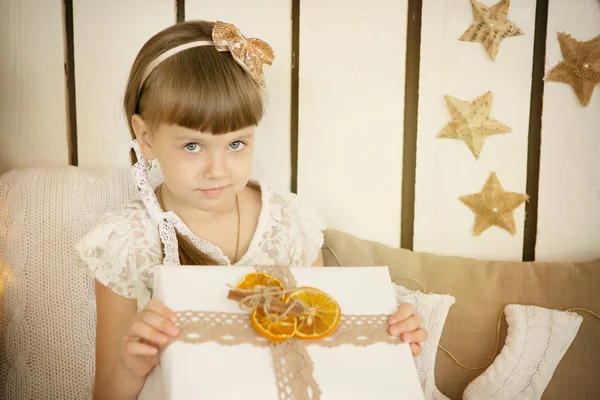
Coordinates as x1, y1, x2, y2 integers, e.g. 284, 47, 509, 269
138, 266, 425, 400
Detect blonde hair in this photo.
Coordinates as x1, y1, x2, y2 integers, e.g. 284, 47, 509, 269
123, 20, 265, 265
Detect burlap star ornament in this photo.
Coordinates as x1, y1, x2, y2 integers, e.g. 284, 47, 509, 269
545, 32, 600, 107
438, 91, 511, 160
459, 172, 529, 236
459, 0, 524, 61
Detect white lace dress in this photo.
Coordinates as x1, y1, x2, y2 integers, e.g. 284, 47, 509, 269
75, 182, 326, 311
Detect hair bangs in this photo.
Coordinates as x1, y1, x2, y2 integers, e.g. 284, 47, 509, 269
139, 47, 265, 135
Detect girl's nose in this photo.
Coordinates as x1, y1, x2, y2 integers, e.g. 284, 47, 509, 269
204, 152, 228, 180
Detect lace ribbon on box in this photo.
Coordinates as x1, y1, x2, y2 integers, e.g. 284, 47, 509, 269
164, 266, 402, 400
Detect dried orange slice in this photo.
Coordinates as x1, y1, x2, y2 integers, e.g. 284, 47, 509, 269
250, 308, 297, 342
285, 287, 341, 340
236, 272, 284, 292
237, 273, 296, 342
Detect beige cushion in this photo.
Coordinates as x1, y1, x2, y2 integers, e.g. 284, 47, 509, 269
322, 229, 600, 400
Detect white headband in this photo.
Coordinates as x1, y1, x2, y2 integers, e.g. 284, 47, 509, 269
137, 21, 275, 95
139, 40, 214, 92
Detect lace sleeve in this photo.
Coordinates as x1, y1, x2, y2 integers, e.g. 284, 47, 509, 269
288, 196, 327, 266
74, 203, 162, 300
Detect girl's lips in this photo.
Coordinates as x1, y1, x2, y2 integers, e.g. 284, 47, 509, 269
200, 186, 227, 197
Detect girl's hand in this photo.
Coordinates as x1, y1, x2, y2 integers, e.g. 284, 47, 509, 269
120, 299, 181, 377
388, 303, 428, 356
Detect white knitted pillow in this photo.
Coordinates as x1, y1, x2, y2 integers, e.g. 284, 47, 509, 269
393, 286, 584, 400
0, 167, 140, 400
394, 284, 454, 400
463, 305, 583, 400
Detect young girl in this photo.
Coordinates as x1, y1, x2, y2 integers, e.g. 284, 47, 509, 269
76, 20, 427, 400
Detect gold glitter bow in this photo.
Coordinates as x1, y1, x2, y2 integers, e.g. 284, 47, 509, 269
212, 21, 275, 90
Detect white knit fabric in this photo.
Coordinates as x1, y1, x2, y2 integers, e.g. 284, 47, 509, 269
394, 284, 454, 400
0, 167, 143, 400
463, 304, 583, 400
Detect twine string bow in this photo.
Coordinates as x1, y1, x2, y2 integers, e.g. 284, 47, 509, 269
226, 283, 307, 323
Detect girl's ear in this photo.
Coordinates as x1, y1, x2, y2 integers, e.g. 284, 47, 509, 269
132, 114, 156, 160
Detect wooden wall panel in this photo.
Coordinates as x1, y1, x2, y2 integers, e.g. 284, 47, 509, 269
0, 0, 69, 174
297, 0, 409, 248
413, 0, 537, 260
536, 0, 600, 262
73, 0, 174, 168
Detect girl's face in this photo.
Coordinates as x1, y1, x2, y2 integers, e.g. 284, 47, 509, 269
137, 120, 255, 213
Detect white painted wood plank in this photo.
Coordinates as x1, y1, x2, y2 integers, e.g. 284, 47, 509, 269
536, 0, 600, 262
0, 0, 69, 174
297, 0, 408, 248
413, 0, 537, 260
186, 0, 292, 193
73, 0, 174, 168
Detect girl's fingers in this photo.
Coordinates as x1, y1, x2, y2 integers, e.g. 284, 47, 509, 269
144, 299, 178, 323
125, 340, 159, 356
141, 309, 181, 337
409, 343, 422, 356
388, 303, 415, 325
128, 319, 170, 347
400, 327, 428, 345
388, 314, 422, 337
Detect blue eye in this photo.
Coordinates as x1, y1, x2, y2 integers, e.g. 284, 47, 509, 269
184, 143, 201, 153
229, 141, 246, 151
